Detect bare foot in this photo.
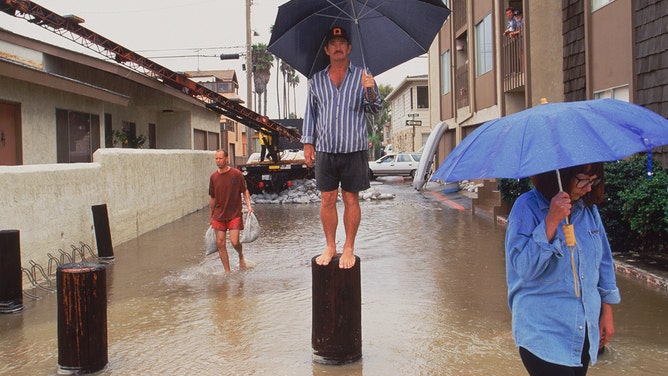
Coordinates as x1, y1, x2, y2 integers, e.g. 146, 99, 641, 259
339, 249, 356, 269
239, 257, 247, 271
316, 247, 337, 266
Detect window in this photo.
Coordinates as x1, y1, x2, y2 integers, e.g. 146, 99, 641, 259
148, 123, 156, 149
193, 129, 207, 150
416, 86, 428, 108
207, 132, 220, 150
56, 109, 100, 163
222, 120, 236, 132
217, 82, 235, 93
592, 0, 615, 12
475, 14, 493, 76
441, 50, 451, 95
104, 113, 113, 147
593, 85, 629, 102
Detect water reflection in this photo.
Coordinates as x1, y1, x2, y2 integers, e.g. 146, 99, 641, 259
1, 179, 667, 375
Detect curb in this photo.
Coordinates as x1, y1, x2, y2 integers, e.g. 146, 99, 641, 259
613, 261, 668, 292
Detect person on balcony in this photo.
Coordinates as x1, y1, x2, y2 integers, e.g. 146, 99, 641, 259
509, 10, 524, 38
503, 7, 518, 37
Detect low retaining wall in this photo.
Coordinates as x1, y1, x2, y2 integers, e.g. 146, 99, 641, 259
0, 149, 214, 268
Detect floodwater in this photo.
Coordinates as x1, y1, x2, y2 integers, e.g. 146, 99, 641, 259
2, 178, 668, 375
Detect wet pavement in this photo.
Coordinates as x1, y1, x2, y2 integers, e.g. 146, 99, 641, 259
1, 177, 668, 375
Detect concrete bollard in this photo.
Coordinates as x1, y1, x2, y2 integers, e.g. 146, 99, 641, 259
91, 204, 115, 262
0, 230, 24, 314
311, 255, 362, 365
57, 263, 108, 374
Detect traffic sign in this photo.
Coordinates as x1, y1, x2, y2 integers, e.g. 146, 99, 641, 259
406, 120, 422, 126
407, 113, 420, 118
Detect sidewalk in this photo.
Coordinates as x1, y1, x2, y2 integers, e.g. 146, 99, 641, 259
425, 182, 668, 293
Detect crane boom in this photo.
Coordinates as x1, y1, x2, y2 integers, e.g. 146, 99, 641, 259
1, 0, 301, 142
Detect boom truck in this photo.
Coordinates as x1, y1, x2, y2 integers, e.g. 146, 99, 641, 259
1, 0, 313, 194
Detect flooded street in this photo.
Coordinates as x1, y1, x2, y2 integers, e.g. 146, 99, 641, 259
2, 178, 668, 375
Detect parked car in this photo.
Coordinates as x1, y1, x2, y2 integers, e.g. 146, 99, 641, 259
368, 152, 422, 179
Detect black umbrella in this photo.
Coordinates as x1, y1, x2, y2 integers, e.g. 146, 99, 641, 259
268, 0, 451, 78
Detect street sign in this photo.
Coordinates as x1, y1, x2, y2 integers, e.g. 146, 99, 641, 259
406, 120, 422, 126
407, 113, 419, 118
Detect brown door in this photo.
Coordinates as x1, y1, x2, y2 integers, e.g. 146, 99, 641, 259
0, 101, 22, 165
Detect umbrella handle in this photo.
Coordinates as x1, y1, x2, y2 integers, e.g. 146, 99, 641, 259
563, 223, 576, 247
555, 169, 570, 225
556, 168, 577, 246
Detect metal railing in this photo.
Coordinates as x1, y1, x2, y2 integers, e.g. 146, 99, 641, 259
502, 34, 525, 92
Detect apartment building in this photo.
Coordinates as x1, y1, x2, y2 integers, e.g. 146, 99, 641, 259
384, 75, 432, 152
429, 0, 666, 171
186, 70, 247, 164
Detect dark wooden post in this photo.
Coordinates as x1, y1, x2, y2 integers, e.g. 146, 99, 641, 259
57, 263, 108, 374
0, 230, 24, 314
311, 255, 362, 365
91, 204, 115, 262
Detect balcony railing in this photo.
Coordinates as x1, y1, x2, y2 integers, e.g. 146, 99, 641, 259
502, 34, 525, 91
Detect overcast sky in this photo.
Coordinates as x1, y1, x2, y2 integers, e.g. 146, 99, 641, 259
2, 0, 428, 118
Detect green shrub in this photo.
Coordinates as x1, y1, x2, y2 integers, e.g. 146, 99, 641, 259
601, 154, 667, 253
617, 168, 668, 252
497, 178, 532, 207
496, 155, 667, 255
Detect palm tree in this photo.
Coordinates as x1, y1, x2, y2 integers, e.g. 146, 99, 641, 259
280, 60, 290, 118
275, 55, 282, 118
251, 43, 274, 116
368, 84, 393, 159
288, 69, 300, 118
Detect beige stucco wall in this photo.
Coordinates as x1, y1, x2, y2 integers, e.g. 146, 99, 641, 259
0, 149, 214, 270
526, 1, 564, 106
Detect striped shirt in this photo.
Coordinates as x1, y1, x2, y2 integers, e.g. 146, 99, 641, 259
302, 63, 382, 153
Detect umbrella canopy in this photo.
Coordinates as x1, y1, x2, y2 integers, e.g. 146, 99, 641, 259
268, 0, 451, 78
431, 99, 668, 183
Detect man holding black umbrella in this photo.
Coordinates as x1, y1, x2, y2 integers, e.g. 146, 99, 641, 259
302, 26, 382, 269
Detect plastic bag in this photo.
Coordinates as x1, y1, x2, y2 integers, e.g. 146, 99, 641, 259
205, 225, 218, 256
239, 212, 260, 243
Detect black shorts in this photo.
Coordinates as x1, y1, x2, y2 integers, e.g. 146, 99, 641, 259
315, 150, 370, 193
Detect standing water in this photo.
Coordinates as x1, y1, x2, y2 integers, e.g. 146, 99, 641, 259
1, 179, 667, 375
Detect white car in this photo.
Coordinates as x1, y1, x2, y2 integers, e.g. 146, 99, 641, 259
368, 152, 422, 179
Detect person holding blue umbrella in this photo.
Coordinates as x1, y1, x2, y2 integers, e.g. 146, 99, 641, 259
506, 162, 621, 375
302, 26, 382, 269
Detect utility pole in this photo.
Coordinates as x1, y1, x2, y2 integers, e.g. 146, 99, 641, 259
246, 0, 254, 156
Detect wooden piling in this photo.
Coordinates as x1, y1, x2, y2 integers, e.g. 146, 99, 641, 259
91, 204, 115, 262
57, 263, 108, 374
311, 255, 362, 365
0, 230, 24, 314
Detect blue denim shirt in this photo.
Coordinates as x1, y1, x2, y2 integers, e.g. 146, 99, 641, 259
505, 188, 621, 366
302, 63, 382, 153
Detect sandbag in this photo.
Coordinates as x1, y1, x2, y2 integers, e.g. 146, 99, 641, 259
240, 212, 260, 243
205, 225, 217, 256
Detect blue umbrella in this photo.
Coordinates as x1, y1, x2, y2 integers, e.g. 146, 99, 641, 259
431, 99, 668, 183
267, 0, 451, 78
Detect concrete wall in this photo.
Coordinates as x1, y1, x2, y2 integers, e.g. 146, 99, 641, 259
0, 149, 214, 269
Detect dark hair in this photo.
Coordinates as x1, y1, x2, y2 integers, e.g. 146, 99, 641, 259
530, 163, 605, 206
216, 149, 228, 157
506, 7, 514, 12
